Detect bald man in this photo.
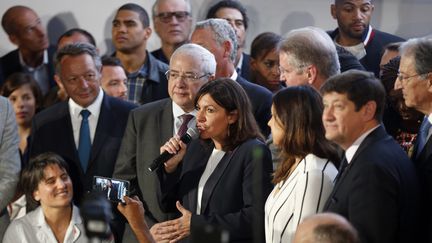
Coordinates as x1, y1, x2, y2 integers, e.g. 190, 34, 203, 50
293, 213, 359, 243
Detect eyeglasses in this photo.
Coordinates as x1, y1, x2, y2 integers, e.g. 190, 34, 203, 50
155, 11, 190, 23
165, 70, 210, 83
397, 72, 430, 82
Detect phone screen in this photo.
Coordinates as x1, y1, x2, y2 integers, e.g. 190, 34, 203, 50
93, 176, 130, 203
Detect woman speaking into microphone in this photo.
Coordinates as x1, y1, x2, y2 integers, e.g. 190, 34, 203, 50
153, 78, 273, 242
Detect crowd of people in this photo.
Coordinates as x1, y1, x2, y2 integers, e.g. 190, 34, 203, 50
0, 0, 431, 243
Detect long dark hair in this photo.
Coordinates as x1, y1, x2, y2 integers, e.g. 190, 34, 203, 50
195, 78, 263, 151
272, 85, 340, 184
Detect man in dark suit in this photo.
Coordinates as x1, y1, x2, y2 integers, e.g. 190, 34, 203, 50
0, 5, 56, 95
206, 0, 251, 80
191, 18, 272, 137
321, 70, 420, 243
113, 43, 216, 242
28, 43, 137, 204
399, 37, 432, 242
328, 0, 405, 77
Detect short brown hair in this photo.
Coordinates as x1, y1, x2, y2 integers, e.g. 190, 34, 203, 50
21, 152, 70, 209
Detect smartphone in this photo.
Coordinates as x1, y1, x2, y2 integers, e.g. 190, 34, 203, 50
92, 176, 130, 203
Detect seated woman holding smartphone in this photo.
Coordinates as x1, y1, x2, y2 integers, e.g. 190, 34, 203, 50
151, 78, 273, 242
2, 152, 114, 243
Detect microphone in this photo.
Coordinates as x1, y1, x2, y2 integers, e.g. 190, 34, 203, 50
148, 127, 199, 172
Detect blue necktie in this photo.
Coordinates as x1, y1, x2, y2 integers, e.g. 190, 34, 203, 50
417, 117, 431, 158
78, 110, 91, 172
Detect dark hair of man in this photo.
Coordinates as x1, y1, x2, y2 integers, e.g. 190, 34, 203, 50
313, 223, 360, 243
206, 0, 249, 30
320, 70, 386, 122
1, 72, 43, 109
54, 42, 101, 75
101, 55, 123, 67
250, 32, 282, 60
272, 85, 340, 184
57, 28, 96, 47
383, 42, 402, 53
194, 78, 262, 151
21, 152, 70, 210
117, 3, 150, 28
1, 5, 33, 35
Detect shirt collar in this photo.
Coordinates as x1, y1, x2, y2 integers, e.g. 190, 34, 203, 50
18, 49, 48, 70
345, 124, 380, 163
68, 88, 104, 119
126, 54, 149, 78
172, 100, 197, 118
235, 53, 244, 71
231, 69, 238, 80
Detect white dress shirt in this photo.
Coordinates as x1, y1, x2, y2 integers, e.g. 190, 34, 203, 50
2, 205, 103, 243
345, 125, 379, 164
69, 89, 104, 148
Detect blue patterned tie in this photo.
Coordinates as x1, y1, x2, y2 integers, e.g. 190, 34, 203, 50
417, 117, 431, 158
78, 110, 91, 172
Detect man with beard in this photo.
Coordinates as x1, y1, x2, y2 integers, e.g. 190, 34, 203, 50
1, 6, 56, 96
328, 0, 404, 77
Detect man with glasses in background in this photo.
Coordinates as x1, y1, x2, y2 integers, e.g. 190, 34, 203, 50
113, 43, 216, 243
399, 37, 432, 243
151, 0, 192, 64
112, 3, 169, 105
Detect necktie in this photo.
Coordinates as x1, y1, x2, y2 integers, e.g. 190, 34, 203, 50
78, 110, 91, 172
177, 114, 193, 137
416, 117, 432, 158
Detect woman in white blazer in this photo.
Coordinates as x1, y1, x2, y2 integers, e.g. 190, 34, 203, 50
265, 85, 339, 243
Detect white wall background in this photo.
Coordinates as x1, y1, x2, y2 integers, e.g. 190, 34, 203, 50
0, 0, 431, 57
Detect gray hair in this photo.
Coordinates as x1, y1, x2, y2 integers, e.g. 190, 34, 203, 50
170, 43, 216, 75
279, 26, 340, 79
194, 18, 238, 63
400, 37, 432, 78
152, 0, 191, 17
55, 42, 102, 75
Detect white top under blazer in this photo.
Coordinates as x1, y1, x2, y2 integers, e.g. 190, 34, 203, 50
265, 153, 338, 243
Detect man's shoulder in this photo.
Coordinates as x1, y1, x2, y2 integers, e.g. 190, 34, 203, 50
104, 95, 138, 112
372, 29, 405, 42
1, 49, 19, 60
237, 76, 272, 98
34, 102, 69, 125
131, 98, 171, 115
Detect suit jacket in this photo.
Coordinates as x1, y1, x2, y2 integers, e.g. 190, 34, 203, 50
239, 52, 251, 80
159, 138, 274, 243
0, 46, 57, 89
236, 76, 272, 137
265, 154, 338, 243
324, 126, 420, 243
412, 124, 432, 242
0, 96, 21, 239
328, 27, 405, 77
113, 98, 178, 242
28, 94, 137, 203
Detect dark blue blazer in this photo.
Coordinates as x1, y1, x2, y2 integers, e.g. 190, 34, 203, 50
0, 45, 57, 89
159, 138, 273, 243
328, 27, 405, 77
324, 126, 420, 243
236, 76, 272, 137
239, 52, 251, 80
28, 94, 137, 203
